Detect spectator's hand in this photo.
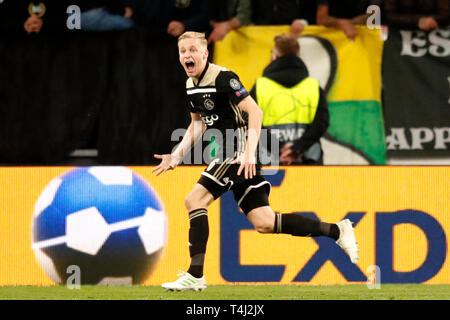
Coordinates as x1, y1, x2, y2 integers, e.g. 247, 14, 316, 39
24, 15, 43, 34
418, 17, 439, 31
167, 20, 185, 37
338, 19, 357, 41
280, 143, 302, 165
290, 19, 306, 37
124, 7, 133, 19
208, 21, 231, 42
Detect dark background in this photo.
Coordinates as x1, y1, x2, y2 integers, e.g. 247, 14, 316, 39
0, 27, 192, 165
382, 28, 450, 157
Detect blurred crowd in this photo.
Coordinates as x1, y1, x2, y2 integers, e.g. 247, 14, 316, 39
0, 0, 449, 40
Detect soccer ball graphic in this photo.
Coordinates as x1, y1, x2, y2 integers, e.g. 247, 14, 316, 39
32, 166, 167, 285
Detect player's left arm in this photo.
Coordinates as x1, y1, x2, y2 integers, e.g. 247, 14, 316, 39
234, 96, 263, 179
217, 70, 261, 179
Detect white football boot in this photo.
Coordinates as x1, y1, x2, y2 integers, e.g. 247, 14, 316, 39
336, 219, 359, 264
161, 271, 207, 292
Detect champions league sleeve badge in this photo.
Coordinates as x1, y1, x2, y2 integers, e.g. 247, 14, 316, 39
229, 78, 242, 90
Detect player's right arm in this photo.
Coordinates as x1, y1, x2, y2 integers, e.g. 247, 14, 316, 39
152, 113, 205, 176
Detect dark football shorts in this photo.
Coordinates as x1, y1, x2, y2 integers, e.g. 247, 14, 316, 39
197, 158, 271, 214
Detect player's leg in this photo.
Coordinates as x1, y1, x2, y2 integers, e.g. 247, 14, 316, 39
235, 177, 337, 237
268, 206, 359, 263
184, 183, 214, 278
246, 204, 340, 239
162, 183, 213, 291
236, 181, 359, 263
162, 158, 234, 291
184, 159, 235, 277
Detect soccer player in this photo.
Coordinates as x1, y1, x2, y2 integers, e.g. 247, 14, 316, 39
152, 31, 359, 291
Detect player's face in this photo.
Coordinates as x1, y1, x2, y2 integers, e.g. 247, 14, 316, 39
178, 38, 209, 79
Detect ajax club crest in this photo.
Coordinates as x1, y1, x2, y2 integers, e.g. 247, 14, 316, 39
204, 98, 215, 110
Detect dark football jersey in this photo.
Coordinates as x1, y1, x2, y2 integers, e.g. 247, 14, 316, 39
186, 63, 250, 161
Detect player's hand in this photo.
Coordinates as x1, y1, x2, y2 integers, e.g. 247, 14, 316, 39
280, 143, 302, 165
338, 19, 357, 41
418, 17, 439, 31
232, 153, 256, 179
152, 154, 180, 176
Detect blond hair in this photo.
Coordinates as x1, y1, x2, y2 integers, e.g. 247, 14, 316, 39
178, 31, 208, 48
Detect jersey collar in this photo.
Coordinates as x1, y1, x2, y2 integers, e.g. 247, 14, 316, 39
194, 62, 210, 87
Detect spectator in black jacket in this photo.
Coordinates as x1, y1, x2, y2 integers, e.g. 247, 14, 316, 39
252, 0, 317, 36
132, 0, 213, 37
208, 0, 252, 43
250, 34, 330, 165
383, 0, 450, 31
316, 0, 380, 40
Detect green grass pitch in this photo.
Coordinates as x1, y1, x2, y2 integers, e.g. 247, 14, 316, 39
0, 285, 449, 300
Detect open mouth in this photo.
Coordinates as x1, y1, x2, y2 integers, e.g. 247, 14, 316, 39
185, 61, 195, 73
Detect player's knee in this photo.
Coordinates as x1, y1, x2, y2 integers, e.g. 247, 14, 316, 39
184, 193, 204, 212
253, 221, 274, 234
184, 194, 196, 211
